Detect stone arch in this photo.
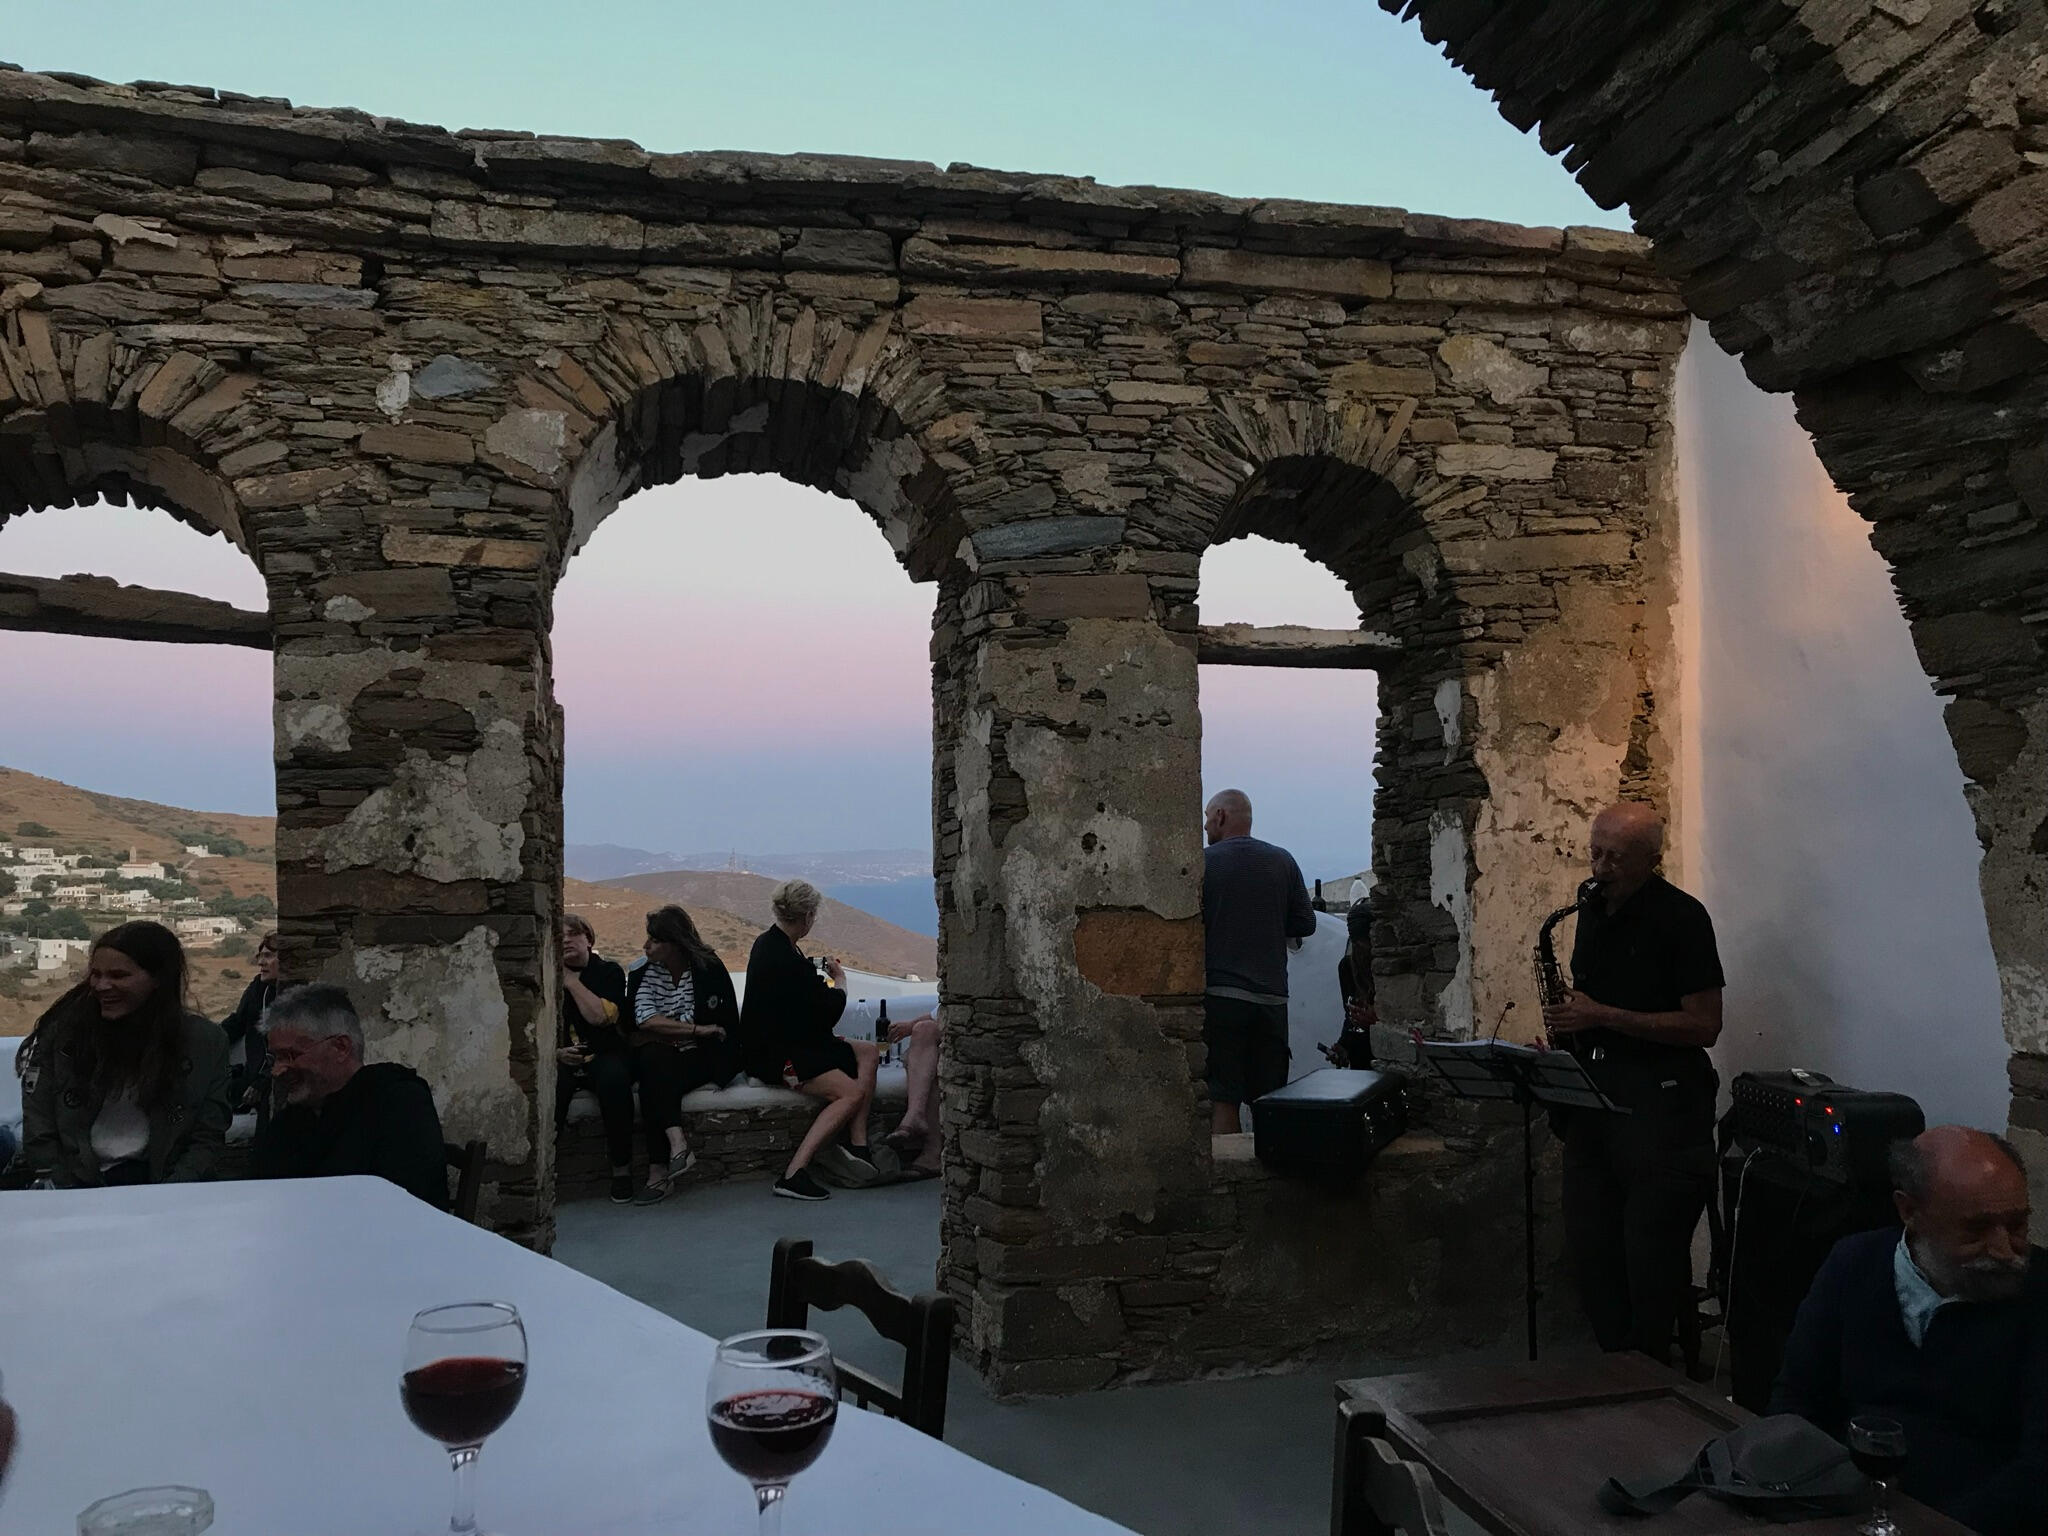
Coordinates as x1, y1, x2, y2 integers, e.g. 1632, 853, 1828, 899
0, 315, 286, 558
539, 307, 967, 583
1172, 380, 1678, 1039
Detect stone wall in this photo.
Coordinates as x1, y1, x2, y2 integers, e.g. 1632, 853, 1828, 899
0, 64, 1685, 1376
1383, 0, 2048, 1226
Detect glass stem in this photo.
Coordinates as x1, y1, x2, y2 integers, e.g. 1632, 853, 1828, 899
1875, 1479, 1890, 1529
756, 1483, 787, 1536
449, 1445, 481, 1535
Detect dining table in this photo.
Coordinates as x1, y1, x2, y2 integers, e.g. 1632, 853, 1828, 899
0, 1176, 1138, 1535
1337, 1352, 1972, 1536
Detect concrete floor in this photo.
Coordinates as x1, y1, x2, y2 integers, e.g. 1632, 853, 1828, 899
555, 1177, 1443, 1536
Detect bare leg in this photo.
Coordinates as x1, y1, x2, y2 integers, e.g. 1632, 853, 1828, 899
786, 1071, 862, 1177
897, 1016, 941, 1137
1211, 1101, 1243, 1135
846, 1039, 879, 1149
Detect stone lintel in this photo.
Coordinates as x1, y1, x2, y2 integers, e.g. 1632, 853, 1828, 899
0, 570, 269, 648
1195, 624, 1401, 668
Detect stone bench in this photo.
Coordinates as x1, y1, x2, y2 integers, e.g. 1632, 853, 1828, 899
205, 1068, 913, 1198
555, 1064, 910, 1201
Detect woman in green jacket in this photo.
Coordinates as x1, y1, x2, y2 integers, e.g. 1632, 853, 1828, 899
18, 920, 231, 1187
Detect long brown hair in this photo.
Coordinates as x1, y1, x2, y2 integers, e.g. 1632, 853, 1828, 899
646, 904, 718, 975
22, 920, 190, 1110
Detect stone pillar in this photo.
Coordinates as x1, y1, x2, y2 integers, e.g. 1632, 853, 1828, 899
267, 480, 560, 1246
936, 561, 1210, 1394
1950, 687, 2048, 1227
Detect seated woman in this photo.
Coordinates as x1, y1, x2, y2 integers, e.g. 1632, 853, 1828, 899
217, 929, 281, 1117
742, 879, 879, 1202
18, 920, 231, 1187
625, 904, 739, 1205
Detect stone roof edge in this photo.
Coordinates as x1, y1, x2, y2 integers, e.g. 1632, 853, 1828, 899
0, 63, 1654, 269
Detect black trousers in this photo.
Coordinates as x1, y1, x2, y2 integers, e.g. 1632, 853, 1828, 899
1561, 1084, 1716, 1362
633, 1040, 722, 1164
555, 1051, 636, 1170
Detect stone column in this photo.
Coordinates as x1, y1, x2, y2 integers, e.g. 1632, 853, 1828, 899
266, 476, 560, 1246
936, 561, 1210, 1394
1951, 687, 2048, 1225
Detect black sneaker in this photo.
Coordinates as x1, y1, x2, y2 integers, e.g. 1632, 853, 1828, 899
633, 1178, 672, 1206
774, 1168, 830, 1201
609, 1174, 633, 1204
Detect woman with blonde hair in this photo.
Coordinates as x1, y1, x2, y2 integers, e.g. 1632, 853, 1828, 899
740, 879, 879, 1201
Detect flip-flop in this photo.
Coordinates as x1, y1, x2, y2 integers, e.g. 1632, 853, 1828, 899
899, 1164, 940, 1181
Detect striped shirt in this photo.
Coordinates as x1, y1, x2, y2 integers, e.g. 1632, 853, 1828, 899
634, 964, 696, 1034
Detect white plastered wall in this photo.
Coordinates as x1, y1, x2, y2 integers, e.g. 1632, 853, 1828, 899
1675, 324, 2007, 1130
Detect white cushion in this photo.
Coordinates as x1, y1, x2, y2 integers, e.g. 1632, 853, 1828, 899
563, 1064, 908, 1125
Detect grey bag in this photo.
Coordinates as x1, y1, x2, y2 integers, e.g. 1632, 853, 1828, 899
812, 1140, 902, 1188
1598, 1414, 1870, 1521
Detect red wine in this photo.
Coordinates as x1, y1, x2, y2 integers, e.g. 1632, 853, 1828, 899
709, 1389, 837, 1483
1852, 1448, 1906, 1485
402, 1356, 527, 1447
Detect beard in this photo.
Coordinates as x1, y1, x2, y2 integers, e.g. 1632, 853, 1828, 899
1919, 1241, 2030, 1303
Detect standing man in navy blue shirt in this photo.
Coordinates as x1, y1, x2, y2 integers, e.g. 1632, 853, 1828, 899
1542, 802, 1725, 1361
1202, 788, 1316, 1134
1772, 1127, 2044, 1536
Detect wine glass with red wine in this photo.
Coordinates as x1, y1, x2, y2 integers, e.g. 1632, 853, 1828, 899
402, 1302, 528, 1536
706, 1330, 838, 1535
1847, 1415, 1906, 1536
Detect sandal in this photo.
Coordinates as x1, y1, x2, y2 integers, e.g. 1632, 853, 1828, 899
883, 1128, 928, 1159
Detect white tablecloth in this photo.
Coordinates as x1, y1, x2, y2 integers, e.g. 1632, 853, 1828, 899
0, 1178, 1134, 1535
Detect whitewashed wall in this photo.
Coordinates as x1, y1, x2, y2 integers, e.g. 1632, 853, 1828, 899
1676, 325, 2007, 1130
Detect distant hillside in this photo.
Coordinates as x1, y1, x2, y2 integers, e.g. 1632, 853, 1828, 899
564, 877, 913, 978
598, 868, 937, 979
0, 768, 934, 1035
0, 767, 280, 1034
0, 766, 274, 901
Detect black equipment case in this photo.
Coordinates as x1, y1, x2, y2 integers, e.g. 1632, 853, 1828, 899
1251, 1068, 1406, 1186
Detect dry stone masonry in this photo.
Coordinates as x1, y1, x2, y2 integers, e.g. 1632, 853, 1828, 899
0, 64, 1690, 1384
1383, 0, 2048, 1229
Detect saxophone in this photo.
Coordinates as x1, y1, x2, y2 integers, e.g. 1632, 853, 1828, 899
1536, 879, 1602, 1057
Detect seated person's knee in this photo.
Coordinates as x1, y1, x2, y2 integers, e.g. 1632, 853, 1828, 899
911, 1015, 940, 1049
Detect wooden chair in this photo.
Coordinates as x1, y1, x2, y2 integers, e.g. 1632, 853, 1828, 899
444, 1138, 486, 1225
1332, 1397, 1450, 1536
765, 1237, 957, 1438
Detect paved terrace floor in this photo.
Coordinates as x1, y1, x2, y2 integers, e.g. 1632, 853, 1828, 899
557, 1176, 1500, 1536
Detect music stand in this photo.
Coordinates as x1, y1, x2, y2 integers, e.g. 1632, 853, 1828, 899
1416, 1038, 1624, 1361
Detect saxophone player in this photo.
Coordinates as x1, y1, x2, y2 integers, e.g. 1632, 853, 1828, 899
1540, 802, 1725, 1363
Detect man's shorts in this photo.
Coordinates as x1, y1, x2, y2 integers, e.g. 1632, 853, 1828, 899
1203, 994, 1291, 1107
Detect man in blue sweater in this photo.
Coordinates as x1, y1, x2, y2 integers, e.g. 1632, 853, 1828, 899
1771, 1126, 2044, 1536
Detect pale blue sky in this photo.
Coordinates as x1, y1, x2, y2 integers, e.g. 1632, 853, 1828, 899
8, 2, 1615, 228
1, 6, 1619, 878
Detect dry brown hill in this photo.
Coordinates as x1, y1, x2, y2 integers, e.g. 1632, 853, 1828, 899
0, 767, 934, 1035
597, 868, 937, 980
0, 765, 275, 901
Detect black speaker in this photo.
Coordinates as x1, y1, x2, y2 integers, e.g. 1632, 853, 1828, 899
1722, 1148, 1902, 1412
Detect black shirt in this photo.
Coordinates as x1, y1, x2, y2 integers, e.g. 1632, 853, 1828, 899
1202, 835, 1317, 998
559, 955, 628, 1054
740, 926, 845, 1081
1568, 873, 1724, 1107
252, 1062, 450, 1210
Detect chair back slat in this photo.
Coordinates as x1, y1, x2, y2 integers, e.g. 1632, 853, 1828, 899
1332, 1397, 1449, 1536
444, 1138, 486, 1225
766, 1237, 957, 1438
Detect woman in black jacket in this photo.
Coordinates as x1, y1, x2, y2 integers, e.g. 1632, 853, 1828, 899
218, 930, 280, 1115
741, 879, 879, 1202
625, 904, 739, 1205
19, 921, 231, 1187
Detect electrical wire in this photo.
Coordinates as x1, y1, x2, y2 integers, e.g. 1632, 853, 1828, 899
1712, 1146, 1763, 1394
